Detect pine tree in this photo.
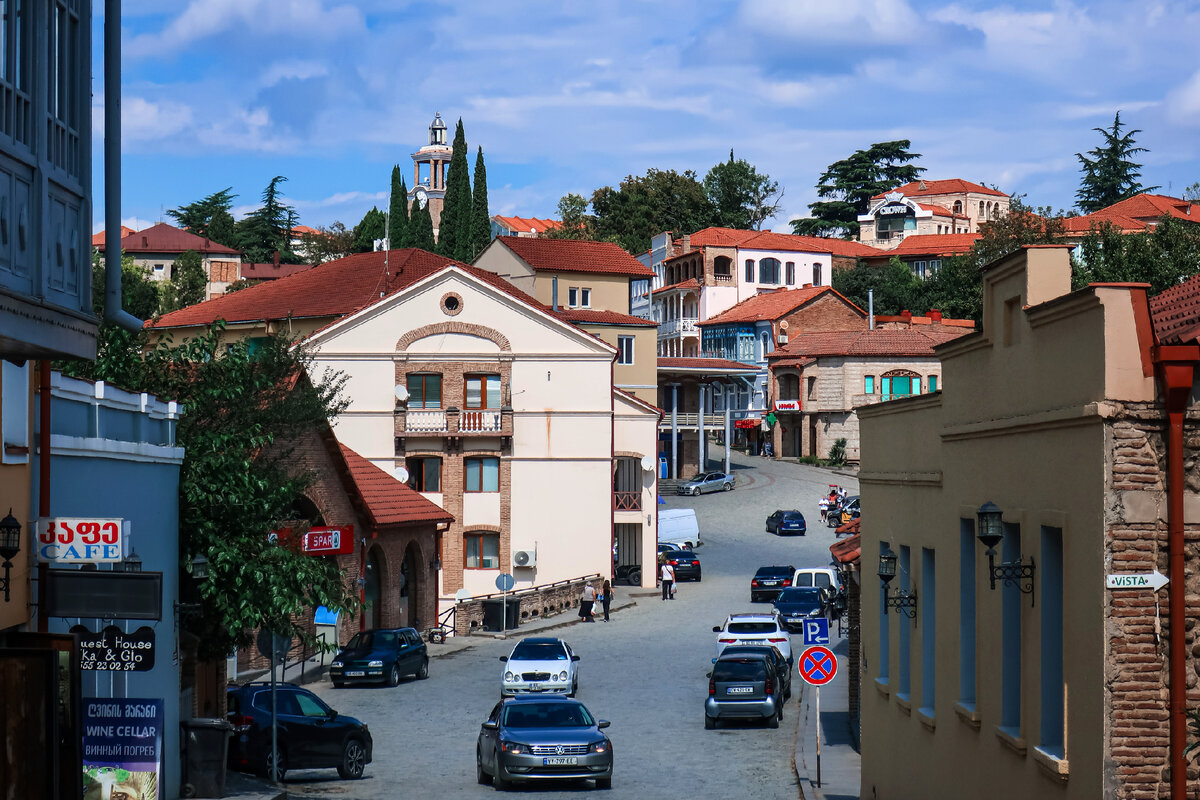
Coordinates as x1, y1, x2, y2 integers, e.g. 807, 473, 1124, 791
164, 249, 208, 311
410, 199, 436, 252
439, 118, 472, 260
1076, 112, 1159, 213
470, 146, 491, 258
388, 165, 409, 250
791, 141, 924, 239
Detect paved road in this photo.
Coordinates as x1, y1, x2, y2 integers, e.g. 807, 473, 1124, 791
282, 451, 857, 799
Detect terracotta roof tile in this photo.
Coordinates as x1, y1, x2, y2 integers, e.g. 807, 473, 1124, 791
1061, 194, 1198, 234
918, 203, 967, 219
111, 222, 241, 255
92, 226, 136, 247
240, 262, 317, 280
492, 216, 563, 235
652, 278, 701, 295
552, 308, 657, 327
871, 179, 1008, 200
1149, 273, 1200, 345
865, 233, 980, 259
770, 326, 973, 358
497, 236, 653, 277
337, 443, 452, 527
830, 531, 860, 563
687, 227, 760, 247
657, 357, 760, 373
698, 286, 865, 326
683, 228, 883, 258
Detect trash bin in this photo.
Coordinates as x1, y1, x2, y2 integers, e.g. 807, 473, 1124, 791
481, 599, 520, 632
181, 718, 233, 798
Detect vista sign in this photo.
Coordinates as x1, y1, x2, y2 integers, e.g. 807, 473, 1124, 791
1105, 570, 1169, 591
37, 518, 124, 563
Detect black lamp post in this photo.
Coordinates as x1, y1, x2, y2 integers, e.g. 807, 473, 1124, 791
0, 509, 21, 602
122, 549, 143, 573
877, 545, 916, 618
175, 553, 209, 615
976, 502, 1036, 604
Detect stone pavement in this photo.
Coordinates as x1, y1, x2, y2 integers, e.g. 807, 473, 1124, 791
794, 636, 860, 800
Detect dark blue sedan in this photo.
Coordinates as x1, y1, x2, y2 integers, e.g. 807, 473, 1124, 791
772, 587, 828, 632
330, 628, 429, 687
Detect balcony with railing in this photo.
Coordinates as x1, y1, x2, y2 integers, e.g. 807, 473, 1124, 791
657, 317, 699, 340
612, 491, 642, 511
395, 406, 513, 439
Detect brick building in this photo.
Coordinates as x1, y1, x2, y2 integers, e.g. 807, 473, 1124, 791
856, 244, 1200, 799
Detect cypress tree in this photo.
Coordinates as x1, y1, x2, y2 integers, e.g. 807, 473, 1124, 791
388, 165, 409, 249
470, 146, 492, 259
439, 118, 472, 260
410, 199, 436, 252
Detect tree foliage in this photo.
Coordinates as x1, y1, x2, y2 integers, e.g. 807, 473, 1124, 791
791, 140, 924, 239
591, 169, 713, 254
544, 193, 598, 241
1076, 112, 1158, 213
164, 249, 208, 312
388, 165, 409, 250
352, 206, 386, 253
408, 199, 436, 251
439, 118, 473, 261
470, 146, 491, 258
971, 195, 1068, 268
703, 150, 781, 231
1073, 216, 1200, 293
167, 188, 238, 245
238, 176, 299, 263
301, 222, 355, 265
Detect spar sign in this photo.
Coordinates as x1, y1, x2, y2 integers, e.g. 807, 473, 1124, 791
37, 518, 124, 564
302, 525, 355, 556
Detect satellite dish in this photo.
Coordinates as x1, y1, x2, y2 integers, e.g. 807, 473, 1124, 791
394, 384, 410, 402
640, 455, 654, 471
394, 466, 411, 483
454, 588, 472, 602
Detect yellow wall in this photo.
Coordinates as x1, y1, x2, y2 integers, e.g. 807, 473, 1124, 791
0, 362, 35, 631
578, 324, 658, 405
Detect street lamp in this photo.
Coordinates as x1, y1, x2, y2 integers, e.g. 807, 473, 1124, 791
0, 509, 21, 602
877, 545, 916, 619
122, 549, 143, 573
175, 552, 209, 615
976, 502, 1035, 605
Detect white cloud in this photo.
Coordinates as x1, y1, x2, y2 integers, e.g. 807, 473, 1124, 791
739, 0, 924, 44
1166, 70, 1200, 126
260, 59, 330, 88
120, 97, 195, 142
1059, 100, 1159, 121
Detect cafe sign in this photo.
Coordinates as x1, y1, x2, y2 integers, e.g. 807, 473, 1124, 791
70, 624, 156, 672
37, 518, 124, 564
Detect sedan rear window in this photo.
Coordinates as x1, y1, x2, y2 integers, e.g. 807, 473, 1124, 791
502, 702, 594, 728
782, 512, 803, 520
727, 622, 779, 634
511, 643, 567, 661
713, 660, 766, 681
755, 568, 793, 578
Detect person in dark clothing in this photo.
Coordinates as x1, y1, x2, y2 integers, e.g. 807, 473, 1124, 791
579, 582, 597, 622
600, 580, 612, 622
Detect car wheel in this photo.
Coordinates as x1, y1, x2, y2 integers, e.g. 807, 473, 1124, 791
332, 681, 345, 689
262, 745, 287, 782
723, 482, 732, 491
691, 487, 699, 496
569, 678, 578, 698
416, 658, 429, 680
596, 776, 612, 790
695, 571, 702, 582
477, 749, 493, 785
337, 738, 367, 779
493, 755, 511, 790
768, 710, 780, 729
704, 714, 716, 730
785, 683, 792, 701
628, 568, 641, 585
386, 664, 401, 687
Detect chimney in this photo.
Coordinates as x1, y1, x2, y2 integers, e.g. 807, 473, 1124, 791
802, 283, 812, 289
901, 310, 913, 323
682, 234, 691, 252
927, 309, 943, 323
552, 276, 559, 311
273, 250, 281, 268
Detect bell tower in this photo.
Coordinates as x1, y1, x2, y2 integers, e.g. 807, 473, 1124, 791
410, 112, 451, 238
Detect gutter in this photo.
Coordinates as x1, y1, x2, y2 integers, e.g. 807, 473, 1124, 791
103, 0, 141, 333
1152, 342, 1199, 800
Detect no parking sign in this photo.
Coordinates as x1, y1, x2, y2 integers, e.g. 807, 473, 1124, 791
798, 646, 838, 686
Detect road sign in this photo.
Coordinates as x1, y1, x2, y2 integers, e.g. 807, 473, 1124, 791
803, 618, 830, 646
799, 646, 838, 686
1106, 571, 1169, 591
495, 573, 516, 592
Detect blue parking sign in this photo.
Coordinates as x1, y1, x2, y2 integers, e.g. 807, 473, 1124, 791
803, 618, 830, 646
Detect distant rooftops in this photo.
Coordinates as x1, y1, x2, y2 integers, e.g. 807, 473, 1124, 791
496, 236, 654, 278
871, 179, 1008, 200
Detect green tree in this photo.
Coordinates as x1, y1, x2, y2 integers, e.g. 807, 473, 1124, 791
545, 193, 598, 241
205, 208, 238, 249
439, 118, 473, 261
387, 165, 409, 250
1183, 182, 1200, 203
921, 255, 982, 323
162, 249, 208, 312
1073, 216, 1200, 293
971, 195, 1068, 268
831, 257, 924, 317
703, 150, 782, 230
352, 206, 386, 253
167, 188, 237, 239
61, 252, 161, 382
1076, 112, 1159, 213
237, 176, 299, 263
591, 168, 714, 254
470, 147, 492, 258
792, 140, 924, 239
301, 222, 355, 264
408, 199, 436, 252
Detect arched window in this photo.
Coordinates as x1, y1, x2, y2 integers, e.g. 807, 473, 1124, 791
979, 201, 985, 218
759, 257, 781, 285
952, 200, 962, 215
714, 256, 732, 280
813, 263, 822, 286
760, 331, 770, 359
881, 369, 921, 400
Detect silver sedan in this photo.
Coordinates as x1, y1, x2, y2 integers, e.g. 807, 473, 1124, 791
677, 472, 734, 496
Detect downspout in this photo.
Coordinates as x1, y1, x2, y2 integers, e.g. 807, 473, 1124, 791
103, 0, 142, 333
1153, 342, 1199, 800
37, 361, 51, 633
610, 355, 616, 584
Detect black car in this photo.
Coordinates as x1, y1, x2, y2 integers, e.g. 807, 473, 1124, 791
330, 627, 428, 687
765, 510, 807, 536
827, 495, 860, 527
476, 694, 613, 790
750, 565, 795, 602
716, 645, 792, 701
227, 682, 373, 781
663, 549, 702, 581
773, 587, 828, 632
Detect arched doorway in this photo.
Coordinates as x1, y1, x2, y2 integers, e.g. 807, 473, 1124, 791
399, 542, 422, 629
364, 547, 384, 630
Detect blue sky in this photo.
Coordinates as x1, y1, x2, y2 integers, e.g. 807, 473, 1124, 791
96, 0, 1200, 236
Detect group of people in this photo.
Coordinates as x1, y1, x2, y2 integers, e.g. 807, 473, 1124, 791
578, 580, 612, 623
819, 485, 848, 524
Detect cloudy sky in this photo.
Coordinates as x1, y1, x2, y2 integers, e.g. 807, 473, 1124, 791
97, 0, 1200, 236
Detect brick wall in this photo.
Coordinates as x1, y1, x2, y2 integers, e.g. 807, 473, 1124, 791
784, 294, 867, 335
451, 576, 604, 635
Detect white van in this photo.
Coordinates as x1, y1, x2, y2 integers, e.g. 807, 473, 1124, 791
792, 567, 841, 594
658, 508, 702, 549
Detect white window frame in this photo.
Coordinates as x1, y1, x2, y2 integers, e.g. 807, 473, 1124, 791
568, 287, 579, 308
617, 335, 635, 365
580, 288, 591, 308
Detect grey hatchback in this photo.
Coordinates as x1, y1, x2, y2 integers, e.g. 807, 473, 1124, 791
704, 653, 783, 729
477, 695, 613, 790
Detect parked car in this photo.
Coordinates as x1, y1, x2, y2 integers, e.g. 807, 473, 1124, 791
330, 628, 428, 688
773, 587, 829, 632
476, 695, 613, 790
678, 471, 734, 496
659, 508, 702, 548
716, 644, 792, 700
704, 652, 784, 730
826, 494, 860, 527
765, 510, 807, 535
227, 682, 372, 781
500, 637, 581, 697
712, 612, 792, 664
750, 565, 795, 602
662, 549, 701, 581
792, 567, 842, 594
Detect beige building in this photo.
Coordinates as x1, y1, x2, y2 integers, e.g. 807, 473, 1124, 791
856, 244, 1200, 799
858, 179, 1009, 250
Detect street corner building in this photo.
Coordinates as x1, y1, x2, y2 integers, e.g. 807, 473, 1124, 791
855, 243, 1200, 799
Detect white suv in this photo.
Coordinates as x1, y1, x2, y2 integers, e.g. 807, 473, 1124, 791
712, 613, 793, 665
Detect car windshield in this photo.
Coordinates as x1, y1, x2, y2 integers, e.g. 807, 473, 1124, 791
502, 702, 594, 728
510, 643, 566, 661
713, 660, 766, 681
777, 589, 823, 606
346, 631, 396, 649
727, 622, 779, 634
755, 568, 792, 578
688, 474, 706, 482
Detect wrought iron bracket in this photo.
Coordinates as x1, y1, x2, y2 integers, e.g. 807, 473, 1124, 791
987, 552, 1036, 606
882, 586, 918, 619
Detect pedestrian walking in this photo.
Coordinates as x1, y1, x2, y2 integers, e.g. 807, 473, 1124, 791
579, 582, 597, 622
660, 561, 675, 601
600, 580, 612, 622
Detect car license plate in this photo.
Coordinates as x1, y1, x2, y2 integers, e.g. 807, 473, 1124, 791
727, 686, 753, 694
544, 757, 578, 766
530, 683, 542, 691
763, 580, 778, 586
346, 671, 365, 677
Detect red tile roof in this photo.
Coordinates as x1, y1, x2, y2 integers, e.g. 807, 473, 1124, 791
770, 325, 973, 359
92, 226, 136, 247
830, 531, 860, 563
657, 357, 760, 373
240, 261, 317, 281
492, 216, 563, 235
865, 233, 980, 259
147, 248, 537, 329
872, 179, 1008, 200
337, 442, 452, 527
652, 278, 701, 295
111, 222, 241, 255
682, 227, 883, 258
1149, 273, 1200, 345
698, 286, 865, 326
687, 227, 760, 247
553, 308, 657, 327
496, 236, 653, 277
290, 225, 320, 236
918, 203, 967, 219
1061, 193, 1198, 234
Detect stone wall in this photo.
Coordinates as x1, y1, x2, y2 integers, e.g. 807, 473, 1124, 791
452, 576, 604, 636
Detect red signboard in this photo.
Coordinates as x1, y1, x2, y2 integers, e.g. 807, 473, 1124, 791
775, 400, 800, 411
302, 525, 355, 556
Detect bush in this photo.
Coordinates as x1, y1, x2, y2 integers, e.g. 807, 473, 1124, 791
827, 438, 848, 467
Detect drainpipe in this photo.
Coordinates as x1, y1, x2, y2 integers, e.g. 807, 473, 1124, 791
103, 0, 142, 333
1153, 343, 1199, 800
552, 277, 559, 312
37, 361, 51, 633
869, 289, 875, 330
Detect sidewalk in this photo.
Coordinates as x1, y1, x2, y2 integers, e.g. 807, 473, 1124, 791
794, 637, 860, 800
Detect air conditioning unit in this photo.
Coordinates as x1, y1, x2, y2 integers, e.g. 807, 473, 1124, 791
513, 549, 537, 568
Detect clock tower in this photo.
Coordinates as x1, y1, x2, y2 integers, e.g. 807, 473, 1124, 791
410, 112, 451, 239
